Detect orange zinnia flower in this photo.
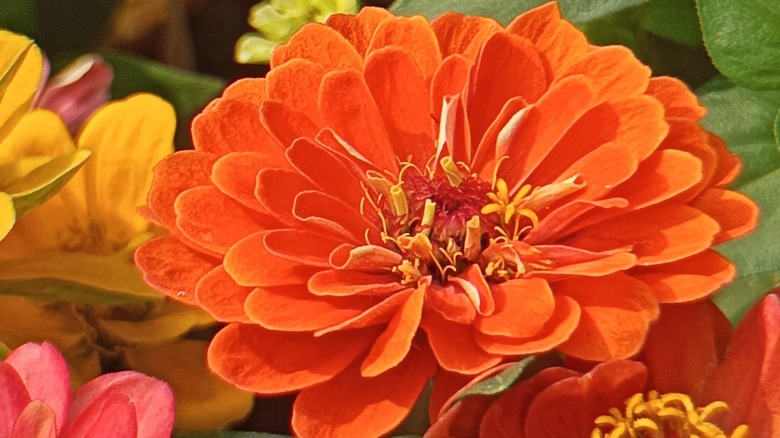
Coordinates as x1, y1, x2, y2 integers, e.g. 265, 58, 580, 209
135, 3, 758, 436
427, 294, 780, 437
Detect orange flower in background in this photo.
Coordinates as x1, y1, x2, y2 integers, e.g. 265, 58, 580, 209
427, 294, 780, 437
136, 2, 758, 436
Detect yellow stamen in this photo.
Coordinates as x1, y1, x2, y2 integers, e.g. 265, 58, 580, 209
593, 391, 748, 438
389, 183, 408, 218
440, 156, 463, 187
421, 199, 436, 237
463, 215, 482, 260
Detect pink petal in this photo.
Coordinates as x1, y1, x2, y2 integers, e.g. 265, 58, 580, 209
0, 362, 31, 437
12, 400, 57, 438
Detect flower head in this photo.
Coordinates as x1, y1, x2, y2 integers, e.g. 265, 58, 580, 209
427, 294, 780, 437
0, 342, 174, 437
137, 3, 758, 436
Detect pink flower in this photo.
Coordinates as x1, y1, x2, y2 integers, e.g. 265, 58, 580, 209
0, 342, 174, 437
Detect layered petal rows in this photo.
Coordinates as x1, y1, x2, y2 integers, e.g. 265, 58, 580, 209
135, 3, 758, 436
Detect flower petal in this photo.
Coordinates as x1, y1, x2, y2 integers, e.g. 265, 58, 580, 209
63, 393, 138, 438
192, 98, 282, 155
421, 311, 502, 374
271, 23, 362, 70
326, 7, 394, 56
286, 137, 366, 206
0, 362, 30, 437
366, 16, 442, 84
223, 231, 319, 287
266, 59, 327, 125
308, 269, 404, 297
292, 340, 436, 438
691, 188, 759, 244
475, 278, 554, 338
557, 46, 650, 103
195, 266, 253, 322
221, 77, 266, 105
432, 13, 500, 61
632, 250, 736, 303
207, 323, 376, 393
211, 152, 276, 213
0, 31, 44, 138
12, 400, 57, 438
646, 76, 706, 120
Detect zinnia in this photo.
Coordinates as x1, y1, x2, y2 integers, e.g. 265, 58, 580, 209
0, 342, 174, 437
136, 2, 758, 436
427, 293, 780, 437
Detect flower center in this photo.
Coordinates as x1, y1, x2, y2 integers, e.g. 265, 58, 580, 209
362, 157, 546, 285
592, 391, 748, 438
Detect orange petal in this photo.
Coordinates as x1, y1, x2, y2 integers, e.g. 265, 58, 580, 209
529, 246, 637, 279
134, 236, 218, 305
430, 54, 471, 122
326, 7, 394, 56
245, 284, 373, 332
497, 75, 595, 190
658, 118, 717, 199
192, 98, 281, 155
208, 323, 376, 393
271, 23, 362, 70
258, 100, 320, 148
507, 2, 588, 78
361, 286, 425, 376
475, 294, 581, 355
475, 278, 554, 338
631, 249, 736, 303
263, 228, 343, 267
364, 47, 435, 166
438, 93, 472, 164
566, 204, 721, 265
428, 368, 474, 423
211, 152, 277, 213
147, 151, 217, 233
642, 299, 731, 399
708, 133, 742, 187
431, 13, 500, 61
221, 78, 266, 105
255, 168, 316, 226
319, 70, 397, 171
557, 46, 650, 104
223, 231, 319, 287
293, 190, 371, 243
646, 76, 706, 121
470, 97, 527, 176
315, 288, 414, 336
556, 274, 659, 361
292, 340, 436, 438
421, 311, 502, 374
174, 186, 270, 254
266, 59, 326, 126
195, 266, 252, 322
308, 269, 404, 296
469, 32, 546, 145
692, 188, 759, 244
366, 16, 442, 85
330, 244, 403, 269
286, 137, 366, 207
558, 140, 639, 201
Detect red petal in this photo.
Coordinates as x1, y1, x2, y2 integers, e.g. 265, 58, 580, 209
557, 46, 650, 104
364, 47, 435, 166
475, 278, 554, 338
642, 300, 731, 399
308, 269, 404, 296
195, 266, 253, 322
469, 32, 546, 145
431, 13, 500, 61
0, 363, 29, 437
475, 294, 580, 355
286, 137, 366, 207
211, 152, 279, 213
223, 231, 319, 287
421, 311, 502, 374
12, 400, 58, 438
326, 7, 394, 56
632, 250, 736, 303
271, 23, 362, 70
529, 246, 637, 279
524, 361, 647, 437
293, 190, 372, 243
208, 323, 376, 393
266, 59, 326, 126
255, 168, 316, 226
366, 16, 442, 85
646, 76, 706, 120
692, 188, 759, 244
556, 274, 659, 361
319, 70, 397, 171
221, 78, 266, 105
708, 133, 742, 187
361, 286, 425, 376
259, 100, 320, 148
430, 54, 470, 119
134, 236, 218, 304
315, 288, 414, 336
263, 228, 342, 267
192, 98, 281, 155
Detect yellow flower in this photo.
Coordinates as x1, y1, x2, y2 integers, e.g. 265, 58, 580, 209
0, 31, 253, 428
0, 29, 91, 240
235, 0, 360, 63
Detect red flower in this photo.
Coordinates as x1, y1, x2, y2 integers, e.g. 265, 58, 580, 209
428, 293, 780, 437
135, 2, 758, 436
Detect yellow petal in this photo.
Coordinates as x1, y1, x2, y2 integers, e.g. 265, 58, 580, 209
0, 294, 102, 384
0, 251, 165, 302
6, 150, 91, 218
0, 191, 14, 240
98, 300, 214, 344
125, 340, 254, 430
0, 30, 44, 140
76, 93, 175, 247
0, 110, 76, 165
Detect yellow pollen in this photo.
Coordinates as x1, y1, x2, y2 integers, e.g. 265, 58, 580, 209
464, 215, 482, 260
389, 183, 409, 218
592, 391, 749, 438
421, 199, 436, 237
439, 156, 463, 187
482, 178, 539, 240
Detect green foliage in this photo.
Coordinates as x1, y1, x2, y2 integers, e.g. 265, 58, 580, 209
699, 79, 780, 323
455, 354, 562, 401
389, 0, 650, 25
0, 2, 38, 37
698, 0, 780, 90
640, 0, 700, 46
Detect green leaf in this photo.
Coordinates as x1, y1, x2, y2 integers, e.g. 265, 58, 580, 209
697, 0, 780, 90
0, 252, 165, 305
455, 354, 562, 401
173, 433, 290, 438
4, 150, 91, 219
699, 79, 780, 323
0, 340, 10, 360
640, 0, 701, 46
389, 0, 650, 25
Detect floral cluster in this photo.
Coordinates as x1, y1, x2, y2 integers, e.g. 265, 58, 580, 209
1, 1, 777, 436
